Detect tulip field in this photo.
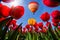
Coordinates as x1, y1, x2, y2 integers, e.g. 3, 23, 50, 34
0, 0, 60, 40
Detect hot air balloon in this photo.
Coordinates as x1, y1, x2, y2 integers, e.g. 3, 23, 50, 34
28, 18, 36, 26
28, 1, 39, 14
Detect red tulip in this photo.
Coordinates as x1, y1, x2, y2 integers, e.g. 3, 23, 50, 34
26, 24, 31, 29
1, 5, 10, 17
10, 6, 24, 19
34, 28, 39, 32
58, 26, 60, 30
0, 4, 2, 14
52, 18, 59, 23
11, 25, 17, 30
18, 26, 22, 32
40, 12, 50, 22
38, 22, 43, 28
46, 22, 52, 28
51, 10, 60, 19
42, 26, 48, 33
53, 22, 58, 27
2, 0, 14, 3
10, 20, 16, 27
22, 28, 27, 34
43, 0, 59, 7
0, 3, 2, 8
0, 17, 5, 22
8, 20, 17, 30
37, 29, 42, 33
28, 27, 32, 32
34, 23, 39, 29
9, 24, 18, 31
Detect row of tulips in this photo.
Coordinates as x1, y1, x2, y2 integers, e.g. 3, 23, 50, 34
0, 10, 60, 40
0, 3, 24, 19
0, 0, 60, 40
0, 1, 25, 40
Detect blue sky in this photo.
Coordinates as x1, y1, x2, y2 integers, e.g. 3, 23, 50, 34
1, 0, 60, 27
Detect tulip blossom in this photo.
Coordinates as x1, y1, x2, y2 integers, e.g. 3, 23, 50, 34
22, 28, 27, 34
25, 24, 31, 29
38, 22, 43, 28
52, 18, 59, 23
53, 22, 58, 27
34, 23, 39, 29
46, 22, 52, 28
28, 18, 36, 26
0, 3, 2, 8
34, 28, 39, 32
0, 17, 5, 22
42, 26, 48, 33
40, 12, 50, 22
43, 0, 59, 7
10, 20, 16, 27
28, 27, 32, 32
18, 26, 22, 32
10, 6, 24, 19
58, 26, 60, 30
51, 10, 60, 19
11, 25, 17, 30
0, 5, 10, 17
0, 4, 2, 15
8, 20, 17, 31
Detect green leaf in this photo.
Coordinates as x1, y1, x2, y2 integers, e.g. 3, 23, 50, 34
8, 23, 22, 40
25, 32, 32, 40
0, 17, 13, 31
49, 27, 59, 40
27, 32, 31, 40
0, 17, 13, 40
25, 35, 28, 40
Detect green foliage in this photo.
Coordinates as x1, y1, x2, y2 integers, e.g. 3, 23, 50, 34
0, 17, 60, 40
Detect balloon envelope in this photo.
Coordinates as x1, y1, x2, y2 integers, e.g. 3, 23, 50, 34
28, 2, 39, 13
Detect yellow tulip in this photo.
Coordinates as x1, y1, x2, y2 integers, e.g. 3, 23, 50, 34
28, 18, 36, 26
